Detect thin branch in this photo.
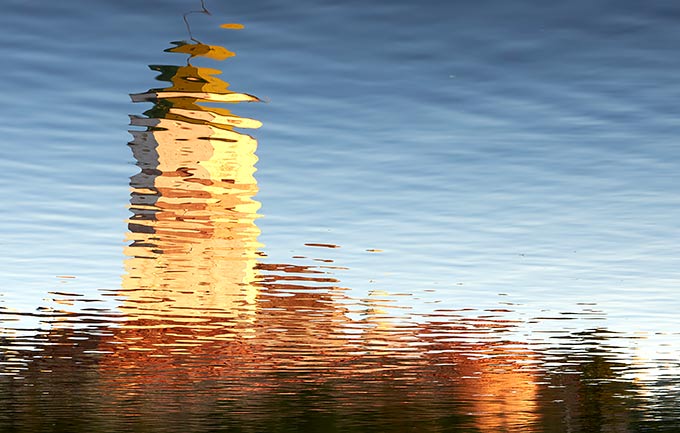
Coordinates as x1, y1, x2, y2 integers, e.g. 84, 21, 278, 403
183, 0, 211, 43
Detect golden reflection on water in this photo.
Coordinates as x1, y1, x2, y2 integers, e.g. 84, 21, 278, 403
0, 21, 657, 433
123, 37, 261, 331
97, 24, 541, 431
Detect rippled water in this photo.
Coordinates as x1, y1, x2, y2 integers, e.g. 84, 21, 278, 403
2, 0, 680, 432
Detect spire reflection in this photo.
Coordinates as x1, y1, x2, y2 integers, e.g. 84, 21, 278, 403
122, 33, 262, 332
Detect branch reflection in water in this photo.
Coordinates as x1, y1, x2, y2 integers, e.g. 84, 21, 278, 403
0, 19, 664, 433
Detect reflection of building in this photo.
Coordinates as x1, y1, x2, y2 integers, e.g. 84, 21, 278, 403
122, 37, 262, 332
100, 25, 544, 431
0, 21, 595, 433
415, 318, 540, 431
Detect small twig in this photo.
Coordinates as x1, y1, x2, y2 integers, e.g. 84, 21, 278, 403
183, 0, 211, 43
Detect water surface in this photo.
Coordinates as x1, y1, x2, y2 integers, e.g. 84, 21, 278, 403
1, 1, 680, 431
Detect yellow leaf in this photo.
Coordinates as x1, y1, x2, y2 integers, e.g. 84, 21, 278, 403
220, 23, 245, 30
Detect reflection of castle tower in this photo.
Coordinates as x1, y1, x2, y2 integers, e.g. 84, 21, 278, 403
122, 36, 262, 331
101, 20, 542, 432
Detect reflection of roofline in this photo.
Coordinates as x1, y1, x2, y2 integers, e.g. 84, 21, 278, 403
131, 91, 260, 103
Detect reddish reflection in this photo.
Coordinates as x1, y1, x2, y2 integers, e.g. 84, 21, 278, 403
83, 24, 543, 432
0, 20, 576, 433
0, 19, 649, 432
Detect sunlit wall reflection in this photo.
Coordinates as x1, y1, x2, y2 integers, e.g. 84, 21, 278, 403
1, 15, 676, 433
122, 35, 262, 334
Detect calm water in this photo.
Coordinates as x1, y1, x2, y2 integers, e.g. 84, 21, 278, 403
1, 0, 680, 431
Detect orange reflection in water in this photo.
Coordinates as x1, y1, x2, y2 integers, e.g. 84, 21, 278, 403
95, 24, 540, 431
420, 319, 540, 431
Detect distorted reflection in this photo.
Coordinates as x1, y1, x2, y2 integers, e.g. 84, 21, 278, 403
104, 24, 542, 431
1, 19, 677, 433
122, 36, 261, 335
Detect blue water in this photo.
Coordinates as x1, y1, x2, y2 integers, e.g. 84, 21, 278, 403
1, 0, 680, 431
